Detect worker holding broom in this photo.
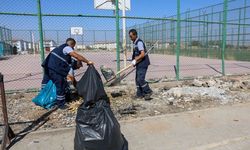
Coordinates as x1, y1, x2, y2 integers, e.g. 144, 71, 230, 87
129, 29, 153, 101
41, 38, 93, 108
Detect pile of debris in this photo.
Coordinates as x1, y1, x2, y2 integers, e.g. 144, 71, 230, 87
164, 86, 229, 104
192, 77, 250, 90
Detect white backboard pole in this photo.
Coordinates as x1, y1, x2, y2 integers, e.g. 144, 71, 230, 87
122, 0, 127, 67
94, 0, 130, 67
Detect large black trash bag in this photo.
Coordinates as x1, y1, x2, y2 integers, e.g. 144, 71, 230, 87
76, 65, 109, 107
75, 65, 128, 150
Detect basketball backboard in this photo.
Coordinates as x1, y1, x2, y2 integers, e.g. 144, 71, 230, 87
94, 0, 131, 10
71, 27, 83, 35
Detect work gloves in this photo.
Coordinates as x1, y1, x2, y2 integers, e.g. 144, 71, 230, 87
131, 59, 137, 66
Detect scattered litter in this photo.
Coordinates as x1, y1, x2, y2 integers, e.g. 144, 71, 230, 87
118, 105, 137, 115
111, 90, 126, 98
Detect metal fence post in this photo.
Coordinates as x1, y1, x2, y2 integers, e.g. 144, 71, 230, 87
185, 11, 188, 55
203, 12, 206, 57
0, 27, 2, 41
206, 14, 209, 58
0, 73, 15, 150
81, 34, 84, 49
171, 18, 175, 54
176, 0, 181, 80
29, 30, 33, 54
210, 7, 214, 57
237, 9, 241, 50
222, 0, 228, 75
37, 0, 45, 64
188, 11, 192, 56
231, 28, 234, 46
93, 30, 96, 44
162, 20, 166, 51
243, 0, 246, 47
105, 31, 107, 48
198, 9, 201, 43
115, 0, 120, 75
219, 12, 222, 58
56, 31, 59, 46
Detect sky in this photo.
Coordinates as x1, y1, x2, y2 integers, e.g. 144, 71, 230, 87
0, 0, 233, 30
0, 0, 248, 44
1, 0, 225, 15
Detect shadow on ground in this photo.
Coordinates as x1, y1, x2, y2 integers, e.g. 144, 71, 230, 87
0, 107, 57, 149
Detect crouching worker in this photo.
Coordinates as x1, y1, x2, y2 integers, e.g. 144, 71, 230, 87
41, 38, 93, 108
67, 58, 83, 93
129, 29, 153, 101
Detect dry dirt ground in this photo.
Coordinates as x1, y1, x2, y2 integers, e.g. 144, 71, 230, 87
1, 75, 250, 138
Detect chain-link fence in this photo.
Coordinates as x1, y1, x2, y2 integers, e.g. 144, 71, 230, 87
0, 0, 250, 91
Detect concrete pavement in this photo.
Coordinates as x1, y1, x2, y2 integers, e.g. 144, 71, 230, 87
10, 103, 250, 150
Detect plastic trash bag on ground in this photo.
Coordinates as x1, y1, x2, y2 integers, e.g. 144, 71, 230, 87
32, 80, 57, 109
100, 65, 115, 81
75, 65, 128, 150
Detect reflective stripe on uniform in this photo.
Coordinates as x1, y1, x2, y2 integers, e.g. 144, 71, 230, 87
57, 95, 65, 100
141, 83, 148, 88
57, 96, 65, 98
51, 52, 71, 67
57, 95, 65, 98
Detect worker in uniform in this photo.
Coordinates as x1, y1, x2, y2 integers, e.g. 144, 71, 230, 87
41, 38, 93, 108
129, 29, 153, 101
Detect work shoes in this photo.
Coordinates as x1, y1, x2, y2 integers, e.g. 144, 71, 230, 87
57, 101, 67, 110
131, 95, 144, 100
144, 92, 153, 101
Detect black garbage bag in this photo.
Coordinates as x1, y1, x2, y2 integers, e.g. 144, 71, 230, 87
76, 65, 109, 107
74, 100, 128, 150
100, 65, 115, 81
75, 65, 128, 150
